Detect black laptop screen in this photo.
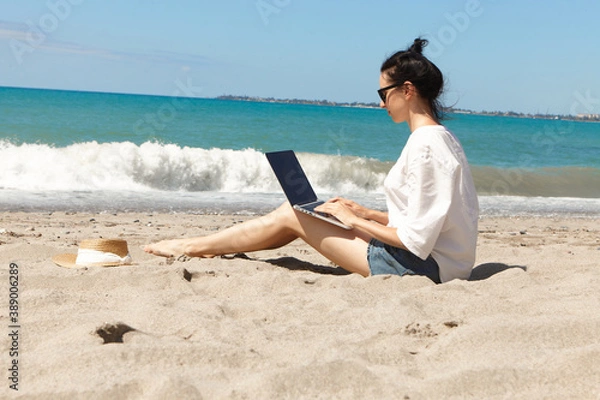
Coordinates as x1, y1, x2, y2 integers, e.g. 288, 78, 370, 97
266, 150, 319, 205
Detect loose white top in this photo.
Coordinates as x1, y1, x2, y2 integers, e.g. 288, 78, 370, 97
384, 125, 479, 282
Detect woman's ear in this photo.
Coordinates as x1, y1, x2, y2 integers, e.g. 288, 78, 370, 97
403, 81, 416, 99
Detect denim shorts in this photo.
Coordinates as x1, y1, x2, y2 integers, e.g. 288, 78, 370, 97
367, 239, 441, 283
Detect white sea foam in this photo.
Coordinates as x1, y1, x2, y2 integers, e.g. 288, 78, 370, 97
2, 140, 599, 216
0, 140, 387, 193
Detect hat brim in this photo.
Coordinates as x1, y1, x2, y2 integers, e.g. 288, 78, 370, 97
52, 253, 128, 268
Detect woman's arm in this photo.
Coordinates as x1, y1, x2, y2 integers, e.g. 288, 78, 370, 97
351, 218, 408, 250
315, 198, 407, 250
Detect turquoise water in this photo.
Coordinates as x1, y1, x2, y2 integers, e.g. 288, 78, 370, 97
1, 86, 599, 215
3, 86, 599, 167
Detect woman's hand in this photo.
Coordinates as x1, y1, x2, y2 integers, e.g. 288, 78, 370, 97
316, 197, 389, 228
331, 197, 373, 219
315, 198, 402, 247
314, 197, 363, 228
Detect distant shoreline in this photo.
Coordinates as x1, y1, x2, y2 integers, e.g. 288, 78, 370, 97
216, 95, 382, 109
217, 95, 600, 123
1, 86, 597, 122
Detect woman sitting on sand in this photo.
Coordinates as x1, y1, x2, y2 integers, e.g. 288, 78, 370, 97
145, 38, 479, 283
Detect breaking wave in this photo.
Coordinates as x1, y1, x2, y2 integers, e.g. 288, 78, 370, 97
0, 140, 389, 193
2, 140, 599, 198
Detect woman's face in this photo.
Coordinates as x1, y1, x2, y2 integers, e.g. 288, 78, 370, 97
379, 74, 408, 124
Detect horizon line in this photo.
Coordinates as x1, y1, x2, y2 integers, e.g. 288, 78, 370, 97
1, 84, 592, 119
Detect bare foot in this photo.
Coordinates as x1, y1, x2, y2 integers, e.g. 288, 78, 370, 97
144, 239, 218, 259
144, 239, 188, 258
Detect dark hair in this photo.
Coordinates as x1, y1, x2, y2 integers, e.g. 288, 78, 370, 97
381, 38, 445, 121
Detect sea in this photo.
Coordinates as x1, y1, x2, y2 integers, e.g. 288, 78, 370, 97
1, 86, 599, 217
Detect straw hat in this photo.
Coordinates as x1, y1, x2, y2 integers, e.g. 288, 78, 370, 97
53, 239, 133, 268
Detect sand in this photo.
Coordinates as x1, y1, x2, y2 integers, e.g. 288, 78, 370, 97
1, 211, 599, 399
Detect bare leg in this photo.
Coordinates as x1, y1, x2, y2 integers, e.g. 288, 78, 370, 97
144, 202, 372, 276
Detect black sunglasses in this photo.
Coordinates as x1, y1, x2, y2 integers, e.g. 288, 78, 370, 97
377, 82, 406, 103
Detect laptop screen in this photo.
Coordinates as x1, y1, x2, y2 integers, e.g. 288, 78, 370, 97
266, 150, 318, 205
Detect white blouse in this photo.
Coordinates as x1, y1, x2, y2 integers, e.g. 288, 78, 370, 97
384, 125, 479, 282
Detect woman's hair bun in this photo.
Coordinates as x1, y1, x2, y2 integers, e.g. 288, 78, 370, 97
380, 37, 444, 120
408, 38, 428, 55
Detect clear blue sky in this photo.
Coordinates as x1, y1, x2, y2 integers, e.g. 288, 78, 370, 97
1, 0, 599, 115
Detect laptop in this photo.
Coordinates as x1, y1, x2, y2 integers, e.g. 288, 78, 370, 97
266, 150, 352, 230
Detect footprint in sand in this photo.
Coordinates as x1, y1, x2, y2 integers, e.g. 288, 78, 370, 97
95, 322, 136, 344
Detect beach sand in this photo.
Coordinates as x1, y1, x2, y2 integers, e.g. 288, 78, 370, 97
1, 211, 599, 399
